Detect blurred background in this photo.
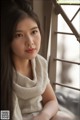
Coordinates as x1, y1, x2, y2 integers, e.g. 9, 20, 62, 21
56, 5, 80, 120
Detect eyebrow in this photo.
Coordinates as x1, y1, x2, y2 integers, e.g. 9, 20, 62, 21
30, 26, 38, 30
15, 26, 39, 33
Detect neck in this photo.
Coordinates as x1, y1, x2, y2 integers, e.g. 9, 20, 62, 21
14, 59, 29, 70
12, 55, 33, 79
13, 58, 33, 79
13, 56, 30, 73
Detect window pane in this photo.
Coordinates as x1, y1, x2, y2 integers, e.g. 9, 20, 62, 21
56, 5, 80, 120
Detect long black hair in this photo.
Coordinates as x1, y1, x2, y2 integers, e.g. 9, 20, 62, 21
1, 0, 41, 119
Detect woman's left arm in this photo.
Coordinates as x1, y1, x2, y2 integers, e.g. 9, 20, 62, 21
33, 83, 59, 120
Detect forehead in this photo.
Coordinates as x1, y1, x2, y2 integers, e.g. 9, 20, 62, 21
16, 18, 38, 30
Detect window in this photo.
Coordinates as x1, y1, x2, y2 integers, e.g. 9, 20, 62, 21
54, 4, 80, 120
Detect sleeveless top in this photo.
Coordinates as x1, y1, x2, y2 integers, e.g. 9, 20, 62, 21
12, 54, 50, 120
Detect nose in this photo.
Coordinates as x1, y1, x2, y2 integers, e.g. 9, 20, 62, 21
25, 35, 34, 48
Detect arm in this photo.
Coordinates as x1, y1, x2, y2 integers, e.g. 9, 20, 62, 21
33, 83, 59, 120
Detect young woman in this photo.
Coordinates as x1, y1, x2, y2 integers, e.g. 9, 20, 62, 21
1, 0, 74, 120
1, 0, 58, 120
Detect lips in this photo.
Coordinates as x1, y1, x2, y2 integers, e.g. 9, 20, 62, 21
25, 48, 36, 53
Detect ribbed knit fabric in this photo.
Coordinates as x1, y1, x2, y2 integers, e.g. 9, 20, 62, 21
12, 54, 50, 120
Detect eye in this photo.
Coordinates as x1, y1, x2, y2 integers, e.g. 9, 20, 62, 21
31, 30, 38, 35
15, 33, 24, 38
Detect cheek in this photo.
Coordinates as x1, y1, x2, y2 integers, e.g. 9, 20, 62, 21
35, 34, 41, 46
11, 42, 17, 52
11, 41, 23, 53
35, 39, 41, 50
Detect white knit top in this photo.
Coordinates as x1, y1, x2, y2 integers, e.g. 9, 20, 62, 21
12, 54, 50, 120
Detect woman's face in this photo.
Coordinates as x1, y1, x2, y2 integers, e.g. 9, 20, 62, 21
11, 17, 41, 60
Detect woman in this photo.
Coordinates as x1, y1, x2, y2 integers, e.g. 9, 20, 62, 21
1, 0, 75, 120
1, 0, 58, 120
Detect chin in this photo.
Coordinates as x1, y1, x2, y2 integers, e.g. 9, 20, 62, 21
27, 54, 37, 60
